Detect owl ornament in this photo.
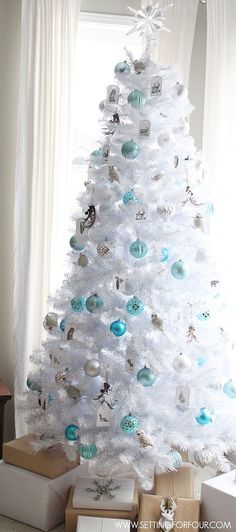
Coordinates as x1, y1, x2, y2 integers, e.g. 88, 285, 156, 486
136, 430, 154, 448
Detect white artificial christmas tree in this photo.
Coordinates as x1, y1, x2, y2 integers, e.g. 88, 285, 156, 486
20, 3, 236, 488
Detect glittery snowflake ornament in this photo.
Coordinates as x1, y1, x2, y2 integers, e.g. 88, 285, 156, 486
127, 2, 172, 38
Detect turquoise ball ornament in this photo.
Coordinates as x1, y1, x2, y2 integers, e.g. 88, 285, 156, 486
171, 260, 187, 280
129, 239, 148, 259
86, 294, 104, 313
126, 297, 144, 316
168, 450, 183, 468
90, 148, 103, 158
196, 407, 212, 425
60, 318, 66, 332
71, 297, 86, 313
69, 235, 84, 252
123, 190, 138, 205
137, 366, 156, 387
121, 140, 140, 160
160, 247, 169, 263
65, 424, 80, 442
120, 414, 139, 434
197, 355, 206, 366
110, 320, 127, 337
128, 89, 146, 109
27, 377, 42, 392
114, 61, 130, 74
223, 380, 236, 398
197, 311, 210, 321
205, 202, 214, 216
79, 443, 97, 459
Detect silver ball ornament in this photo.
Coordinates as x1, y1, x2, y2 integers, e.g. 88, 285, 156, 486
84, 359, 101, 377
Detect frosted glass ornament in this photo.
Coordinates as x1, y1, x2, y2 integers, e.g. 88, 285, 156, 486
137, 366, 156, 386
128, 89, 146, 109
168, 450, 182, 468
172, 352, 192, 373
171, 260, 187, 280
71, 297, 86, 313
129, 239, 148, 259
126, 297, 144, 316
160, 247, 169, 262
120, 414, 139, 434
85, 294, 104, 313
69, 235, 84, 252
114, 61, 130, 74
121, 140, 140, 160
196, 407, 212, 425
65, 424, 80, 442
79, 443, 97, 459
223, 380, 236, 398
110, 320, 126, 337
84, 359, 101, 377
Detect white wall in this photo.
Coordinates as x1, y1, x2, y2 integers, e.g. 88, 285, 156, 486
81, 0, 140, 15
0, 0, 21, 441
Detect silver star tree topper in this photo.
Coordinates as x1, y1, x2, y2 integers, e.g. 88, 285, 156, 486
127, 2, 173, 38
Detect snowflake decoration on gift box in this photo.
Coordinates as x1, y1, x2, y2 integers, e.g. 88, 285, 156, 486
127, 2, 172, 38
86, 479, 121, 501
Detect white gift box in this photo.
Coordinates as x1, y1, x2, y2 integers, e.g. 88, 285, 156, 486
201, 470, 236, 530
76, 516, 130, 532
73, 476, 135, 511
0, 460, 80, 531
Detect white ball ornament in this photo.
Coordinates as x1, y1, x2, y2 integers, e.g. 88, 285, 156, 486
84, 359, 101, 377
173, 352, 192, 373
158, 131, 175, 148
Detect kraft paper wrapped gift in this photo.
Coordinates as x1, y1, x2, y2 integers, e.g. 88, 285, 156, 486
3, 433, 79, 478
0, 460, 80, 531
138, 494, 200, 532
76, 516, 131, 532
66, 486, 139, 532
73, 476, 135, 510
154, 464, 194, 498
201, 470, 236, 529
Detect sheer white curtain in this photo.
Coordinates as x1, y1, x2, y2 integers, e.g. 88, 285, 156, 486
152, 0, 199, 86
203, 0, 236, 336
14, 0, 81, 435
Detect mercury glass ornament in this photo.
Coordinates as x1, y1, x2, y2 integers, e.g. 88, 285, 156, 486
85, 294, 104, 313
27, 377, 42, 392
114, 61, 130, 74
120, 414, 139, 434
173, 352, 192, 373
196, 407, 212, 425
129, 239, 148, 259
133, 60, 145, 74
160, 247, 169, 263
223, 380, 236, 398
123, 190, 138, 205
78, 253, 88, 267
55, 368, 69, 385
171, 260, 187, 280
71, 297, 86, 313
84, 359, 101, 378
137, 366, 156, 387
126, 297, 144, 317
110, 320, 127, 337
69, 235, 84, 252
127, 89, 146, 109
78, 443, 97, 459
168, 450, 182, 468
43, 312, 58, 331
65, 424, 80, 442
97, 238, 114, 258
121, 140, 140, 160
